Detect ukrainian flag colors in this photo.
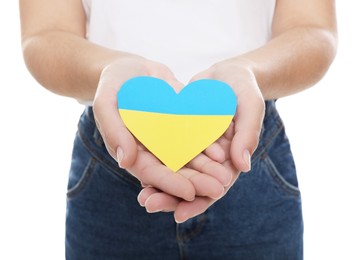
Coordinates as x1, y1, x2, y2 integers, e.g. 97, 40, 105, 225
118, 76, 237, 172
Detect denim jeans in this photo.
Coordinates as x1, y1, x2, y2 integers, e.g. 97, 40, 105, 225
65, 101, 303, 260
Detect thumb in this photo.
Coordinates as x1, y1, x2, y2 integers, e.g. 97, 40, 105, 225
93, 85, 137, 169
231, 92, 265, 172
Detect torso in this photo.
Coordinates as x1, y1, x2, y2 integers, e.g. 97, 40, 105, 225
82, 0, 276, 83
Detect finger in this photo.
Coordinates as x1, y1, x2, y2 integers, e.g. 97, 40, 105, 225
178, 168, 225, 199
138, 187, 181, 213
224, 121, 235, 141
204, 142, 225, 163
137, 186, 159, 206
144, 192, 181, 213
231, 92, 265, 172
214, 123, 235, 160
174, 197, 214, 223
140, 181, 149, 187
146, 60, 185, 93
186, 153, 232, 187
167, 77, 185, 93
188, 70, 211, 84
133, 149, 225, 200
203, 121, 234, 163
129, 150, 196, 202
93, 84, 137, 168
175, 160, 240, 223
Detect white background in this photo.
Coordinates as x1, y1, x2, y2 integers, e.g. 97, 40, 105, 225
1, 2, 354, 259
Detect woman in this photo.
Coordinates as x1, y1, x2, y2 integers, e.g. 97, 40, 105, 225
20, 0, 337, 259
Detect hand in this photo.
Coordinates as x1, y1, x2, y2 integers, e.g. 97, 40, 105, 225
138, 122, 240, 222
192, 60, 265, 172
137, 59, 265, 222
129, 142, 233, 202
93, 54, 234, 201
93, 54, 183, 167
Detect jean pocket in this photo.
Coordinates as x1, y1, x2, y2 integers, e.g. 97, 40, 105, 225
67, 158, 96, 199
66, 133, 97, 199
262, 154, 300, 197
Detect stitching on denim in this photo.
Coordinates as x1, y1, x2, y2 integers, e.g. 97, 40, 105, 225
78, 123, 141, 188
264, 155, 300, 197
252, 105, 283, 163
176, 214, 208, 259
66, 157, 96, 199
93, 126, 104, 146
78, 108, 141, 187
176, 214, 207, 242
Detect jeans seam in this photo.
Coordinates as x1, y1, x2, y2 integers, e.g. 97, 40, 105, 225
252, 117, 283, 164
78, 126, 141, 188
67, 157, 96, 199
176, 214, 207, 242
263, 155, 300, 197
176, 214, 208, 260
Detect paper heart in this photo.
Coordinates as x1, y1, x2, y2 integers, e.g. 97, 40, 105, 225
117, 76, 237, 172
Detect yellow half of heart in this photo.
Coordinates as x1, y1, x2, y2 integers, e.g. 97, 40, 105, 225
119, 109, 233, 172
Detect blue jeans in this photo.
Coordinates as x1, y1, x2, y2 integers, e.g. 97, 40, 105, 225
65, 101, 303, 260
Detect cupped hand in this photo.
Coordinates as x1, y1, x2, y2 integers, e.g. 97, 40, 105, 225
93, 54, 183, 167
138, 122, 240, 222
93, 54, 234, 202
137, 59, 266, 222
191, 60, 265, 172
128, 144, 232, 202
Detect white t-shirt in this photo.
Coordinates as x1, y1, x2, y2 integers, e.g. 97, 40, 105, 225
82, 0, 275, 84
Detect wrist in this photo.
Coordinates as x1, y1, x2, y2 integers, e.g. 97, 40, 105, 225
207, 59, 262, 98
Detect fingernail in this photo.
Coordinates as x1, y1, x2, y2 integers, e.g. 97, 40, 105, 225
175, 217, 187, 224
117, 147, 124, 168
146, 208, 161, 213
243, 150, 251, 172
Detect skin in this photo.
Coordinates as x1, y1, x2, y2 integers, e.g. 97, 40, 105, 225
20, 0, 337, 223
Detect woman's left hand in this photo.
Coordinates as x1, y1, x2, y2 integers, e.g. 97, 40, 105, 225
137, 60, 266, 222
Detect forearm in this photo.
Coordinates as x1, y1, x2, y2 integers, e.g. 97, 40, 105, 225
227, 26, 337, 100
22, 31, 129, 101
